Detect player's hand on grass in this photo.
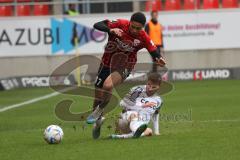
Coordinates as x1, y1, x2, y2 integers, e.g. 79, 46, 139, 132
110, 28, 123, 37
155, 57, 166, 67
155, 133, 161, 136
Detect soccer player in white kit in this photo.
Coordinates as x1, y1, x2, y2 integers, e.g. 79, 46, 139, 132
110, 73, 163, 139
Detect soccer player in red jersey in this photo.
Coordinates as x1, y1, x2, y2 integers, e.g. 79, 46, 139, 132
86, 12, 166, 139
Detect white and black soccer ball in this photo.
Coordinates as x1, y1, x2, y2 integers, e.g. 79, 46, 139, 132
44, 125, 64, 144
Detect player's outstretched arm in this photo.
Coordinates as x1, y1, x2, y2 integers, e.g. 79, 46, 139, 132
150, 50, 166, 67
93, 20, 111, 33
144, 32, 166, 67
93, 20, 123, 37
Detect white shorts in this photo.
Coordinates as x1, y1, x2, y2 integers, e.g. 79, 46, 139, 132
121, 111, 151, 123
117, 111, 150, 134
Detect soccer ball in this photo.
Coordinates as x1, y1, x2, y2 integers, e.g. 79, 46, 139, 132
44, 125, 64, 144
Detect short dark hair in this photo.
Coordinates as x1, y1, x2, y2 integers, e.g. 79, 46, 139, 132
151, 10, 158, 16
147, 73, 162, 85
130, 12, 146, 26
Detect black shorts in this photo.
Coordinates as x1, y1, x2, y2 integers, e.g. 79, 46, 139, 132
95, 64, 131, 88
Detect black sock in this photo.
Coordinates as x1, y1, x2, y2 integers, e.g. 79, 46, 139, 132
99, 100, 110, 109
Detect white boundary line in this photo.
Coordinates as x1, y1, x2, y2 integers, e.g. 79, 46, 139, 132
0, 92, 60, 113
0, 87, 75, 113
0, 87, 239, 124
198, 119, 240, 123
163, 119, 240, 123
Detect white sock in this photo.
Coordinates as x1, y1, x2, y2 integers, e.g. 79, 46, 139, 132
92, 105, 103, 119
115, 133, 134, 139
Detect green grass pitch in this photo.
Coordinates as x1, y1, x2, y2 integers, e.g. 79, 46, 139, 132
0, 80, 239, 160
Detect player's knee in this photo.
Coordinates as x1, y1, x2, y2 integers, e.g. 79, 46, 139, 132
116, 118, 131, 134
103, 81, 113, 91
128, 113, 138, 122
144, 128, 153, 136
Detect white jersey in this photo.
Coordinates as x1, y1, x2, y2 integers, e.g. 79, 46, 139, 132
120, 85, 163, 116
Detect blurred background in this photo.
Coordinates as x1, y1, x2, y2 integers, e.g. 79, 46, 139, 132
0, 0, 240, 90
